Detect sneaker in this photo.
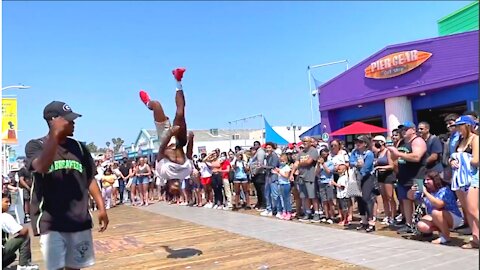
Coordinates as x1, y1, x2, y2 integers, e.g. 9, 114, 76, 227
260, 210, 272, 217
320, 218, 327, 223
326, 218, 334, 225
213, 205, 219, 209
311, 214, 321, 223
276, 212, 283, 219
172, 68, 186, 81
299, 214, 311, 222
395, 213, 403, 222
382, 217, 389, 223
397, 224, 415, 235
223, 206, 231, 211
17, 264, 40, 270
139, 90, 151, 106
284, 212, 292, 220
24, 214, 31, 223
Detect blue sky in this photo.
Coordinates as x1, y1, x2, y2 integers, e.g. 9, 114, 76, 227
3, 1, 473, 155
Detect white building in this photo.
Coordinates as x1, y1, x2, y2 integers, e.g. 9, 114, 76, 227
116, 125, 311, 160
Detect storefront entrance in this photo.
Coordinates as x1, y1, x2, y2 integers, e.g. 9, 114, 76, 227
416, 102, 467, 136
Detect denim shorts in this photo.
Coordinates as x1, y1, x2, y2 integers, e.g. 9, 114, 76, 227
471, 170, 479, 189
135, 176, 149, 185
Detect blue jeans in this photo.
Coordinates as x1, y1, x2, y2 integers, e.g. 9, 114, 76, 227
265, 181, 280, 213
278, 183, 292, 212
118, 179, 125, 203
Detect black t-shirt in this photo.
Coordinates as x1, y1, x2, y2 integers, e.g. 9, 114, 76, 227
119, 163, 131, 180
25, 137, 95, 236
18, 167, 32, 185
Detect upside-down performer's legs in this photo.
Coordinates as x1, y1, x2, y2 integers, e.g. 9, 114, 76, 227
139, 90, 172, 150
172, 68, 187, 149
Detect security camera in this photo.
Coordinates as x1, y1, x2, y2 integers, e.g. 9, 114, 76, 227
311, 90, 318, 97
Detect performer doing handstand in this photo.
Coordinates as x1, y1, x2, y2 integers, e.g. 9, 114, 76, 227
139, 68, 194, 194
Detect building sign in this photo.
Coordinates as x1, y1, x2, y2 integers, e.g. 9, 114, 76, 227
1, 98, 18, 144
365, 50, 432, 79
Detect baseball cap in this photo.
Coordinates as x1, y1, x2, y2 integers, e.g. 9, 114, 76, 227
373, 135, 386, 143
355, 135, 370, 144
43, 101, 82, 121
453, 115, 476, 126
398, 121, 416, 130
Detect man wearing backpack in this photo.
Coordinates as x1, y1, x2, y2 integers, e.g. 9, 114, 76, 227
25, 101, 109, 270
418, 122, 444, 175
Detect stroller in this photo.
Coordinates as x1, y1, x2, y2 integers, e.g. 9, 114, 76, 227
410, 200, 428, 236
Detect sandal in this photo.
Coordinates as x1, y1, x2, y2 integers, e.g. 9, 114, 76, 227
461, 241, 479, 249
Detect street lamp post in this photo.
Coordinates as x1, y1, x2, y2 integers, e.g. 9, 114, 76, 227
1, 84, 31, 177
286, 124, 302, 144
307, 60, 349, 125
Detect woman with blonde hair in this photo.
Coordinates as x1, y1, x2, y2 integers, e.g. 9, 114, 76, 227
450, 116, 479, 249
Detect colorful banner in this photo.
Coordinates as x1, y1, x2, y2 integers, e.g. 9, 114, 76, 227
2, 98, 18, 144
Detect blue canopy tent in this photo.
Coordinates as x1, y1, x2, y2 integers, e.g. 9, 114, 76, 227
264, 118, 289, 145
299, 123, 322, 139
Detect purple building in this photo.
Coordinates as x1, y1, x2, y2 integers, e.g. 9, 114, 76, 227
319, 30, 478, 146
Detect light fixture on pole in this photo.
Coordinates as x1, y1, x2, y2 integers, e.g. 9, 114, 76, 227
1, 85, 31, 91
307, 60, 349, 125
286, 124, 302, 144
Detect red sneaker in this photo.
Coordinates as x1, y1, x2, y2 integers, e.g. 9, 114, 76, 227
139, 90, 150, 106
172, 68, 186, 81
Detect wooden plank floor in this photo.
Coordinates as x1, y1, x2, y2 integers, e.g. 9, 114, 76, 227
27, 206, 367, 270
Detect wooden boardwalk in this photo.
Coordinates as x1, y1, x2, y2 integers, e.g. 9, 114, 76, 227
26, 206, 366, 270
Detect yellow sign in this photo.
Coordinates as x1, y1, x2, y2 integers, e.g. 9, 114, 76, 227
2, 98, 18, 144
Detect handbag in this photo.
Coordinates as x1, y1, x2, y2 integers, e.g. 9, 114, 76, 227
125, 178, 133, 190
346, 168, 362, 198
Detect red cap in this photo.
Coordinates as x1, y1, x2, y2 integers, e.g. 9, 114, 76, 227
261, 143, 266, 148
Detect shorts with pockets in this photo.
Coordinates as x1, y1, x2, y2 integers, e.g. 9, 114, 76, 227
318, 182, 336, 203
297, 181, 317, 199
39, 229, 95, 270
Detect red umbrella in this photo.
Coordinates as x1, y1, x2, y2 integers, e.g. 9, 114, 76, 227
330, 122, 387, 136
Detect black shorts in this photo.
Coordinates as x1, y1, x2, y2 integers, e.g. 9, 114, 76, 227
23, 189, 30, 201
337, 198, 350, 211
377, 170, 396, 184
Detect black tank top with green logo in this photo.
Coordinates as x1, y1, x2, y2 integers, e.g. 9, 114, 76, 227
397, 137, 427, 186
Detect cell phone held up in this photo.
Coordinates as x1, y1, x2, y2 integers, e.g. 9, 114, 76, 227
385, 139, 394, 147
414, 178, 424, 193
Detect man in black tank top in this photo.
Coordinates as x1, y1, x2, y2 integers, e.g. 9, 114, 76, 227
388, 121, 427, 233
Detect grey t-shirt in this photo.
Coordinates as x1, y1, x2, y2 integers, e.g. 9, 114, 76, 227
297, 147, 319, 182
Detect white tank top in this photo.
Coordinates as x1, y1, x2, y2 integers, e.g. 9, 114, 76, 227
156, 158, 193, 180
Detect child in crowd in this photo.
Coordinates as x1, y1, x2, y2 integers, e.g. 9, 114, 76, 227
274, 154, 293, 220
101, 168, 116, 209
333, 163, 350, 226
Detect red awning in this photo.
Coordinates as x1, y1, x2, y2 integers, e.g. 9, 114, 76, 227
330, 122, 388, 136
